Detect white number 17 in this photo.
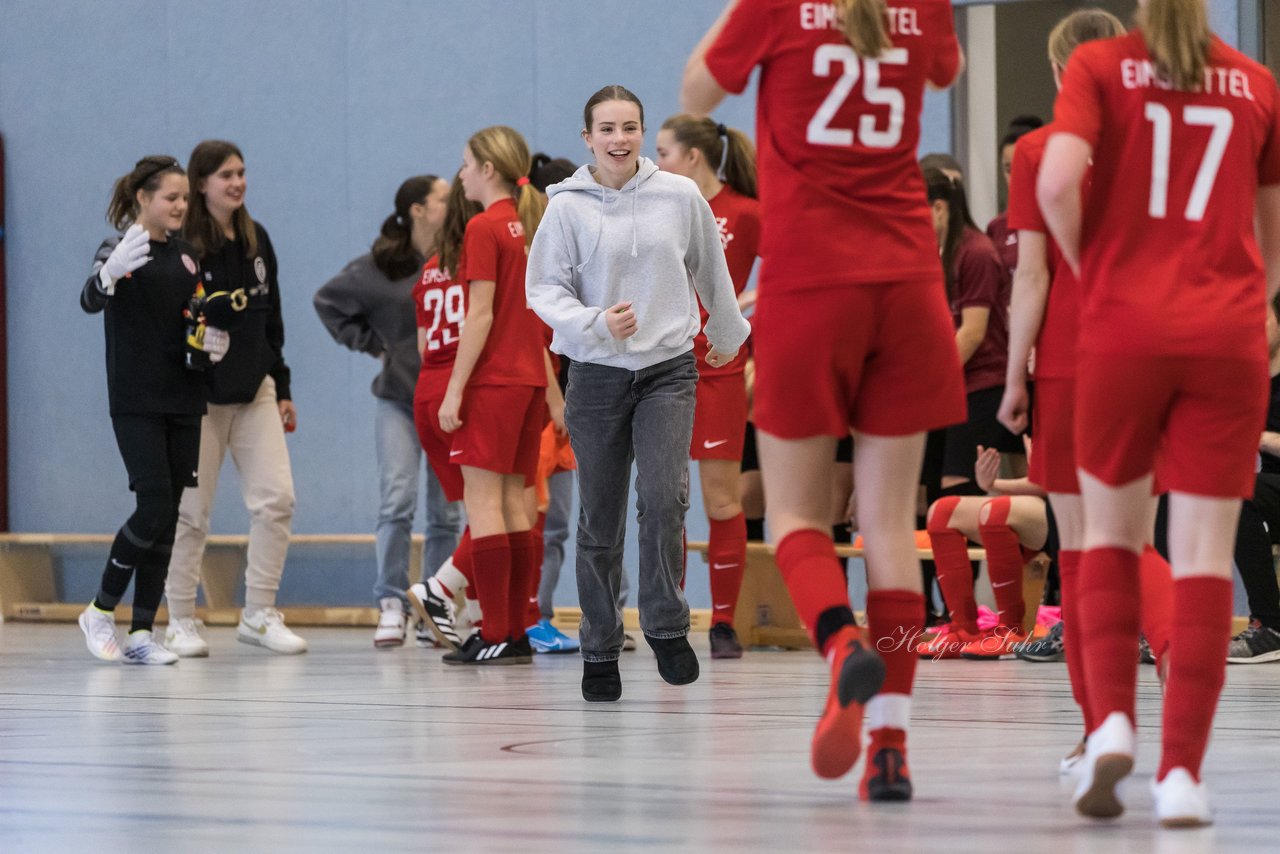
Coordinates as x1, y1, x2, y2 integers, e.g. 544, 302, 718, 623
1144, 103, 1233, 222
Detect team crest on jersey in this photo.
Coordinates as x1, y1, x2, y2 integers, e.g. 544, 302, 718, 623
254, 257, 267, 284
716, 217, 735, 250
507, 221, 525, 239
181, 254, 197, 275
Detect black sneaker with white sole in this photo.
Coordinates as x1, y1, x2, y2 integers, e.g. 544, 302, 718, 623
1227, 621, 1280, 664
442, 633, 521, 666
409, 580, 462, 651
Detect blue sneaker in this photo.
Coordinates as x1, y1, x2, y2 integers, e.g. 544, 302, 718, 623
526, 618, 580, 654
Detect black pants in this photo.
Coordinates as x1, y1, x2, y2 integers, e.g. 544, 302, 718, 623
97, 413, 202, 631
1237, 473, 1280, 631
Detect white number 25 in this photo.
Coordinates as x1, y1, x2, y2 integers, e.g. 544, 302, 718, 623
807, 44, 908, 149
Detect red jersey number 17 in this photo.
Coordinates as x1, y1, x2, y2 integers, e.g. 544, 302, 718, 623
1144, 103, 1233, 222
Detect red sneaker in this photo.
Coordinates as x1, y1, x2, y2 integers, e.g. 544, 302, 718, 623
812, 626, 886, 779
916, 627, 981, 660
960, 625, 1029, 660
859, 728, 913, 802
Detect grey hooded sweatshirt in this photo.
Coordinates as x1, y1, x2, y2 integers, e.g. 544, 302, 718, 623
526, 158, 749, 371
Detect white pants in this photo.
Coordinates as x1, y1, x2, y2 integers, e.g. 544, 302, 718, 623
165, 376, 296, 618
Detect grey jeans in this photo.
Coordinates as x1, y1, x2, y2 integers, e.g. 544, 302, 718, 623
566, 352, 697, 662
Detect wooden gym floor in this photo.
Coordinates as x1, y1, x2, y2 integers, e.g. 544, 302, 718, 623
0, 624, 1277, 853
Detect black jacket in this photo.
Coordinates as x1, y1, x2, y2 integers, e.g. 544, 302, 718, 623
81, 234, 207, 417
198, 222, 292, 404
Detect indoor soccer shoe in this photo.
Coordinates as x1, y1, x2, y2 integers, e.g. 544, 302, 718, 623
526, 618, 580, 654
859, 731, 913, 802
916, 626, 980, 660
960, 625, 1029, 660
409, 579, 462, 651
374, 598, 407, 649
442, 633, 520, 666
1227, 620, 1280, 664
237, 608, 308, 654
1059, 740, 1086, 776
1016, 620, 1065, 662
122, 630, 179, 665
812, 626, 886, 780
164, 617, 209, 658
708, 622, 744, 659
79, 606, 123, 662
1073, 712, 1135, 819
1151, 768, 1212, 828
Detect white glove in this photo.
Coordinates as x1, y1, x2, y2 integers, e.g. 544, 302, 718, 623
203, 327, 229, 364
99, 223, 151, 293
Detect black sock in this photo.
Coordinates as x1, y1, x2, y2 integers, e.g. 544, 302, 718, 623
814, 605, 856, 654
130, 544, 171, 634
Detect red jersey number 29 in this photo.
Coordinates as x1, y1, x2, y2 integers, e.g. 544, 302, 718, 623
423, 283, 465, 351
807, 45, 907, 148
1145, 103, 1233, 222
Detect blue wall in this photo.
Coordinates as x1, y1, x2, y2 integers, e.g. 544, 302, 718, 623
0, 1, 955, 608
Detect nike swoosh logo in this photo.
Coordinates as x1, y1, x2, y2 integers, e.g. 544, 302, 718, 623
703, 439, 728, 449
450, 450, 463, 457
992, 581, 1017, 588
712, 563, 738, 570
714, 604, 731, 610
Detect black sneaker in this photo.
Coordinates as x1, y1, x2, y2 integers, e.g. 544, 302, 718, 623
1227, 621, 1280, 664
409, 580, 461, 651
442, 633, 519, 666
646, 634, 700, 685
582, 659, 622, 702
508, 635, 534, 664
708, 623, 744, 659
860, 744, 913, 802
1015, 621, 1065, 662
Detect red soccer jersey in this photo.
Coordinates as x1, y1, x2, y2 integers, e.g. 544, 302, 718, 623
950, 228, 1010, 394
412, 255, 467, 400
705, 0, 961, 291
1007, 124, 1077, 380
693, 185, 761, 374
461, 198, 547, 387
1053, 32, 1280, 358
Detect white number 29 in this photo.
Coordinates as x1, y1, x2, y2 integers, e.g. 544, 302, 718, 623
807, 45, 908, 149
1144, 103, 1233, 222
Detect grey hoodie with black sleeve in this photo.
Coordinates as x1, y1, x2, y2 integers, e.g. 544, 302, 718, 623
525, 158, 749, 371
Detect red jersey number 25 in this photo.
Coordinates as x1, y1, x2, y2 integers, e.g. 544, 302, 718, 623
807, 46, 908, 148
424, 283, 465, 351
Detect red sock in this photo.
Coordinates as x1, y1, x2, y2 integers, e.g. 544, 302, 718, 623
978, 497, 1026, 630
1057, 549, 1093, 733
927, 497, 977, 632
525, 514, 547, 627
471, 534, 510, 643
866, 589, 923, 695
775, 529, 851, 655
1077, 547, 1140, 729
1139, 544, 1174, 664
507, 530, 535, 641
708, 514, 748, 625
1158, 577, 1231, 782
454, 528, 475, 589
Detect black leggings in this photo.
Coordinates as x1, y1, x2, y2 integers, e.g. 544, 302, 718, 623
1236, 473, 1280, 631
96, 413, 201, 632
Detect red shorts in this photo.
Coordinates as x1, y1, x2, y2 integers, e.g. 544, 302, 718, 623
450, 384, 545, 482
1075, 354, 1267, 498
753, 278, 966, 438
1028, 377, 1079, 495
691, 371, 748, 460
414, 396, 465, 503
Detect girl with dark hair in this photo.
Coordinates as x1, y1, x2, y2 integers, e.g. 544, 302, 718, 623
529, 153, 577, 193
1039, 0, 1280, 825
685, 0, 964, 802
164, 140, 305, 657
79, 155, 221, 664
987, 114, 1044, 278
656, 113, 761, 659
527, 85, 749, 701
315, 174, 465, 648
924, 167, 1023, 494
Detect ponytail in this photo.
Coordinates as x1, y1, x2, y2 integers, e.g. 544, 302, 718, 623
515, 181, 547, 249
439, 171, 482, 279
835, 0, 892, 58
372, 174, 438, 280
106, 155, 184, 231
924, 167, 975, 302
659, 114, 758, 199
1140, 0, 1210, 91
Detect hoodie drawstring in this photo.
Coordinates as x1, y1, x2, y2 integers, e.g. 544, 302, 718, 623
630, 183, 638, 258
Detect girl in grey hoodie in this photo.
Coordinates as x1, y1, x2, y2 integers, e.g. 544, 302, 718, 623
526, 85, 750, 702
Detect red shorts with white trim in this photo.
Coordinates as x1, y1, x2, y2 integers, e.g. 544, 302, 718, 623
1075, 354, 1267, 498
691, 371, 748, 460
450, 384, 545, 482
1028, 377, 1080, 495
753, 278, 966, 438
414, 395, 466, 503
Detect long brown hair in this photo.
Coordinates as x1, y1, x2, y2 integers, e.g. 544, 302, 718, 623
372, 175, 439, 280
184, 140, 259, 259
1048, 8, 1126, 70
924, 167, 977, 302
660, 114, 758, 199
106, 155, 184, 231
467, 126, 544, 248
835, 0, 891, 57
1139, 0, 1210, 91
439, 171, 482, 279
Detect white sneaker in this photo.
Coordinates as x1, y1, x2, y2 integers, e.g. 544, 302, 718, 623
1073, 712, 1135, 819
1059, 740, 1086, 776
79, 606, 122, 662
374, 598, 407, 648
238, 608, 308, 655
165, 617, 210, 658
122, 630, 179, 665
1151, 768, 1212, 828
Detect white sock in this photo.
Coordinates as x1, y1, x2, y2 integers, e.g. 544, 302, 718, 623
433, 557, 469, 597
865, 693, 912, 732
